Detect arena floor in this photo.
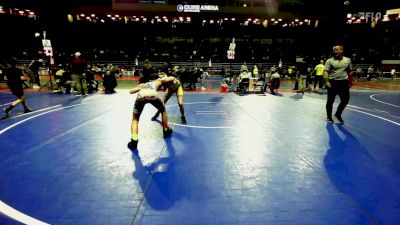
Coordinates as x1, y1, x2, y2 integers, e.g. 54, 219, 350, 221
0, 78, 399, 225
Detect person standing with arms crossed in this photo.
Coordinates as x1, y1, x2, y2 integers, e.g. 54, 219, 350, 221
71, 52, 88, 96
324, 45, 354, 123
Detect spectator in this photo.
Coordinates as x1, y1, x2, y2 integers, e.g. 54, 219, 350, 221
391, 68, 396, 80
253, 65, 259, 77
297, 61, 308, 93
2, 57, 32, 118
269, 67, 281, 94
240, 62, 248, 73
28, 59, 43, 88
71, 52, 88, 96
367, 65, 374, 81
314, 60, 325, 92
103, 70, 117, 94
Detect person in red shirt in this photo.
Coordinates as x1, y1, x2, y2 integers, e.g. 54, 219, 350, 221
71, 52, 88, 96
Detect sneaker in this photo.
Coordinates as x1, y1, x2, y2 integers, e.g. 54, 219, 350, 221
24, 108, 32, 113
327, 117, 334, 123
163, 127, 173, 138
181, 116, 187, 124
335, 114, 344, 123
127, 139, 138, 150
2, 108, 9, 118
1, 108, 9, 119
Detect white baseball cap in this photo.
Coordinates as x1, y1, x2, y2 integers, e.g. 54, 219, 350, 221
74, 52, 81, 57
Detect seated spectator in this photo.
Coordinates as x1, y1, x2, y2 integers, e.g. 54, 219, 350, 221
103, 70, 117, 94
86, 67, 98, 93
54, 65, 73, 94
238, 70, 251, 92
269, 67, 281, 94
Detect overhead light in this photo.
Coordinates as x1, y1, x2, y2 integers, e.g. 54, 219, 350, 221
67, 14, 73, 22
382, 14, 390, 21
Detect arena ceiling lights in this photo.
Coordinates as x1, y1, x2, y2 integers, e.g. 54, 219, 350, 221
0, 6, 37, 19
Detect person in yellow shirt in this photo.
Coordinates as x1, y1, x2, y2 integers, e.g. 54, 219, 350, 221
252, 65, 259, 77
314, 60, 325, 92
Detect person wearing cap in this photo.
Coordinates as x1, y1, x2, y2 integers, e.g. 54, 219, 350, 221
127, 75, 174, 150
71, 52, 88, 96
151, 73, 187, 124
2, 57, 32, 118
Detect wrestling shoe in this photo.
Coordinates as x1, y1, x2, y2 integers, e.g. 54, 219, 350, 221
181, 116, 187, 124
163, 127, 173, 138
327, 117, 334, 123
127, 139, 138, 150
335, 114, 344, 123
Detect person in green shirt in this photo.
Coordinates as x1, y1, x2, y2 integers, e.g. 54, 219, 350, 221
314, 60, 325, 92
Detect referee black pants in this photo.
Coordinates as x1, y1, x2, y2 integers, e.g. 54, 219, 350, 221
326, 79, 350, 119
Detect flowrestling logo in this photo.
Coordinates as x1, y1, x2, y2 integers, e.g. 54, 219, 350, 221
349, 12, 383, 22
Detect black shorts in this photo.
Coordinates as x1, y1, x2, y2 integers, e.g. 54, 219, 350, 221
10, 86, 24, 98
133, 96, 165, 119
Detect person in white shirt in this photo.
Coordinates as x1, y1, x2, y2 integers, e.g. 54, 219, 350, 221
391, 68, 396, 80
269, 67, 280, 94
127, 75, 174, 150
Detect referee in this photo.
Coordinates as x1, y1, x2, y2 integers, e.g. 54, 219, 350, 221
323, 45, 354, 123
